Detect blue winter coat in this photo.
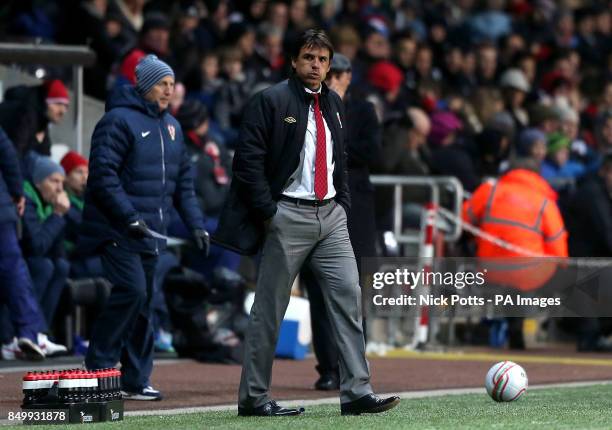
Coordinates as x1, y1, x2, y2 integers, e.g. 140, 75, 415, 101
80, 85, 205, 255
0, 127, 22, 225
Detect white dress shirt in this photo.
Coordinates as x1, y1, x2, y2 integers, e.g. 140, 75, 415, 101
282, 85, 336, 200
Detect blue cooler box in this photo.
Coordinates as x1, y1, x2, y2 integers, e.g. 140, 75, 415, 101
244, 293, 312, 360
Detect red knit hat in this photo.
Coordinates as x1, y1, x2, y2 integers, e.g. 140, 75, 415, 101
367, 61, 404, 94
44, 79, 70, 105
120, 49, 146, 84
60, 151, 88, 175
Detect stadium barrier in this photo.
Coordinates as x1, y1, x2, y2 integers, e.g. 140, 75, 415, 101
366, 176, 464, 349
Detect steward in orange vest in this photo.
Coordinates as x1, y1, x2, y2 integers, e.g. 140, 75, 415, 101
463, 159, 568, 291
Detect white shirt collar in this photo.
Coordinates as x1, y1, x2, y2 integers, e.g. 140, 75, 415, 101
304, 85, 322, 94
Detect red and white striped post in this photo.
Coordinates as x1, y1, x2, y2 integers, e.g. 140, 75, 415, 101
414, 202, 436, 347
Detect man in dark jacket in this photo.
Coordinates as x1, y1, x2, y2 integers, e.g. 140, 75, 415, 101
300, 53, 382, 391
81, 55, 209, 400
215, 29, 399, 417
175, 100, 240, 277
0, 80, 69, 163
0, 127, 46, 360
566, 153, 612, 351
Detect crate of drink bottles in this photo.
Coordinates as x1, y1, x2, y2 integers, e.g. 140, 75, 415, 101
20, 368, 124, 424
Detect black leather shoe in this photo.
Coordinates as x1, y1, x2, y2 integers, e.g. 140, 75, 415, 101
315, 374, 339, 391
341, 394, 400, 416
238, 400, 305, 417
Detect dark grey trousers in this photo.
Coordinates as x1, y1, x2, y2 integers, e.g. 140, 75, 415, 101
238, 199, 373, 408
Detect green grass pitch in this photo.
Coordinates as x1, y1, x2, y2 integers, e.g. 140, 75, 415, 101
7, 384, 612, 429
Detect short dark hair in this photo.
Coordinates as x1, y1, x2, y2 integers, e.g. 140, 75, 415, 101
291, 29, 334, 62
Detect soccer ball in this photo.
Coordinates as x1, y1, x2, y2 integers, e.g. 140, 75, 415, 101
485, 361, 528, 402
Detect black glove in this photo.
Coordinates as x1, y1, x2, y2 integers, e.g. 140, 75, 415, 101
193, 229, 210, 257
127, 219, 153, 239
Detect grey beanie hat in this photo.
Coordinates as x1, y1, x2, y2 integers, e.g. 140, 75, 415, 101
330, 53, 352, 72
32, 156, 65, 184
135, 54, 175, 95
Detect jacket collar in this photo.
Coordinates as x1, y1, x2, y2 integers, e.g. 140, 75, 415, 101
289, 75, 330, 105
107, 85, 167, 119
502, 169, 558, 201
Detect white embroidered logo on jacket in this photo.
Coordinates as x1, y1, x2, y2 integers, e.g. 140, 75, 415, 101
167, 125, 176, 141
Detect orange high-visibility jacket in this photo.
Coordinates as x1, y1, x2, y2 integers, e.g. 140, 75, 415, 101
462, 169, 568, 290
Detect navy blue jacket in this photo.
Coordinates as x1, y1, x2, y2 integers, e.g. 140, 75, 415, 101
0, 127, 22, 225
80, 85, 205, 255
21, 183, 66, 258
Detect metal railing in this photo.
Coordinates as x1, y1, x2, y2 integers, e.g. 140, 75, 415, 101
369, 175, 464, 243
0, 43, 97, 154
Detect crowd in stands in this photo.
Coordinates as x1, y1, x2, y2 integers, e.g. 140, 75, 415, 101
1, 0, 612, 358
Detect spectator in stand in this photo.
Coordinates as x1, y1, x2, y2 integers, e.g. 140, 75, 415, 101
0, 127, 46, 361
169, 1, 205, 83
556, 105, 599, 175
476, 127, 510, 177
169, 82, 186, 116
597, 81, 612, 118
404, 44, 443, 95
442, 45, 475, 97
187, 51, 223, 114
195, 0, 231, 52
471, 87, 504, 128
393, 31, 418, 76
225, 22, 258, 83
529, 103, 560, 134
499, 33, 527, 69
286, 0, 315, 40
21, 156, 70, 357
379, 108, 431, 177
106, 0, 146, 47
575, 7, 600, 67
476, 42, 499, 87
375, 107, 432, 229
0, 79, 69, 170
367, 60, 406, 121
59, 151, 106, 282
595, 112, 612, 153
60, 151, 88, 256
594, 8, 611, 62
552, 9, 577, 50
467, 0, 512, 43
541, 132, 586, 189
428, 110, 480, 192
266, 1, 289, 33
329, 25, 361, 77
499, 68, 530, 133
215, 46, 253, 144
349, 24, 391, 88
57, 0, 122, 100
174, 99, 238, 278
517, 128, 547, 166
251, 23, 286, 83
115, 13, 173, 89
516, 53, 538, 92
